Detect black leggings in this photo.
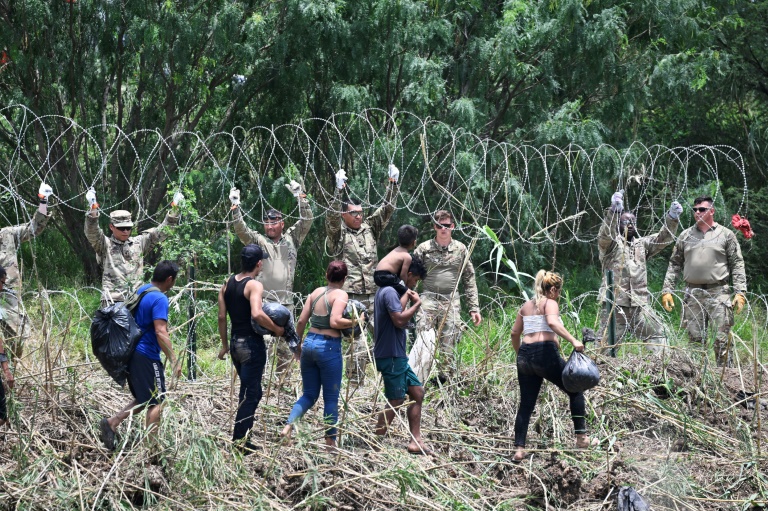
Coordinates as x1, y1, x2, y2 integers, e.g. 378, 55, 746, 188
514, 341, 586, 447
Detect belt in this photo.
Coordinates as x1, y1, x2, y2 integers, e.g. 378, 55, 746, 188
687, 280, 727, 290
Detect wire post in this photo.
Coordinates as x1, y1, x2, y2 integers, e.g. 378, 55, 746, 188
605, 270, 617, 358
187, 257, 197, 381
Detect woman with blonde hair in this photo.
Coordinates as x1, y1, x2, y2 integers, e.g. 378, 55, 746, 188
509, 270, 594, 462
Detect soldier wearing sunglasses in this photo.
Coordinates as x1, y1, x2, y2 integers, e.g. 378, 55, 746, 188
409, 210, 482, 384
662, 195, 747, 367
325, 165, 400, 388
84, 189, 183, 306
597, 189, 681, 355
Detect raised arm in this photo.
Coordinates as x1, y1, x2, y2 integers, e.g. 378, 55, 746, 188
285, 181, 314, 246
231, 206, 266, 245
597, 208, 620, 255
325, 189, 344, 256
138, 210, 180, 254
368, 180, 399, 239
642, 202, 681, 258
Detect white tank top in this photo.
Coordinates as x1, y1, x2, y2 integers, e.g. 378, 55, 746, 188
522, 315, 562, 336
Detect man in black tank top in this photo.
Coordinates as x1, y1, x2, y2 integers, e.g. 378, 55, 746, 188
217, 245, 286, 453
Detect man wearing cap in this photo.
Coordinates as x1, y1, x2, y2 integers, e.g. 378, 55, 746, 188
597, 190, 681, 355
325, 165, 399, 387
228, 180, 312, 375
661, 195, 747, 367
216, 244, 285, 453
409, 210, 482, 384
84, 189, 182, 305
0, 182, 53, 357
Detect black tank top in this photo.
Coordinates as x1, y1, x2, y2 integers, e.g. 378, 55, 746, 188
224, 275, 253, 338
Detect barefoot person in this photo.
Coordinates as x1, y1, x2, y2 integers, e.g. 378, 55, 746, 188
99, 261, 182, 451
373, 256, 431, 454
373, 224, 418, 296
509, 270, 594, 462
281, 261, 355, 448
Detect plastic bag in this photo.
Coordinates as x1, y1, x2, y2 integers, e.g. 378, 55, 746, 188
341, 299, 368, 337
617, 486, 649, 511
562, 350, 600, 393
251, 302, 301, 352
90, 303, 143, 387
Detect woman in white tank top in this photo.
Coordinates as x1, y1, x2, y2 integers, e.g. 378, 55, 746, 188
509, 270, 595, 462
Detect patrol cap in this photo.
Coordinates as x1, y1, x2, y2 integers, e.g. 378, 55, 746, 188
264, 209, 283, 221
242, 244, 270, 266
109, 210, 134, 228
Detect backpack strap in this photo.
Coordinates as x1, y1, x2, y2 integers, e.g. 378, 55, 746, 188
124, 286, 162, 312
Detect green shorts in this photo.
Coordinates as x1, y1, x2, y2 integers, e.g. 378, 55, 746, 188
375, 357, 422, 400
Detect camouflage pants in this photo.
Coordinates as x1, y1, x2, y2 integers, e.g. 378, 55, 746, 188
345, 293, 375, 387
411, 293, 462, 381
0, 293, 31, 358
683, 285, 734, 367
599, 303, 667, 355
265, 304, 296, 380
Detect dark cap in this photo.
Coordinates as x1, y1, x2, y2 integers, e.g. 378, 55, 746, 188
241, 244, 270, 264
264, 209, 283, 221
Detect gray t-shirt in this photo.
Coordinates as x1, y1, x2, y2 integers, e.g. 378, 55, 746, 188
373, 286, 406, 359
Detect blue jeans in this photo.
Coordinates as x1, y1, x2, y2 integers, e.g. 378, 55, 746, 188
230, 335, 267, 441
287, 333, 343, 439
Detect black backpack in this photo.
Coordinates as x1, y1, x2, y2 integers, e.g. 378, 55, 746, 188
90, 286, 161, 386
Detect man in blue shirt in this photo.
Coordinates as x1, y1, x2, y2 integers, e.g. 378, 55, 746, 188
99, 261, 181, 451
373, 255, 432, 455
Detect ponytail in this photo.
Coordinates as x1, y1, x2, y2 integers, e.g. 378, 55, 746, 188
533, 269, 563, 309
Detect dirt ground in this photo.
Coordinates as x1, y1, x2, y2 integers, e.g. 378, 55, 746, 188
1, 349, 767, 510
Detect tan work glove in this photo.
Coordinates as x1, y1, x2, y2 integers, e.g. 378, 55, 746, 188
732, 294, 746, 314
662, 293, 675, 312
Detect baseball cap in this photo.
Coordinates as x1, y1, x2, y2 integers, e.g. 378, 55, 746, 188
109, 210, 134, 228
264, 209, 283, 221
242, 244, 270, 265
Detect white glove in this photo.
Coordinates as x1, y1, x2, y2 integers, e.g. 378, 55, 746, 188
38, 182, 53, 200
611, 189, 624, 212
668, 200, 683, 220
335, 169, 347, 190
229, 187, 240, 207
86, 187, 98, 209
285, 180, 302, 197
172, 191, 184, 207
388, 163, 399, 183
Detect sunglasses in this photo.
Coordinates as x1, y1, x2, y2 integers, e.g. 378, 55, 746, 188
692, 207, 711, 213
263, 218, 282, 225
115, 226, 132, 232
345, 211, 363, 218
620, 220, 635, 226
435, 222, 453, 230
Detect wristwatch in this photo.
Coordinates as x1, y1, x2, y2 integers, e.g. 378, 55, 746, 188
0, 352, 8, 363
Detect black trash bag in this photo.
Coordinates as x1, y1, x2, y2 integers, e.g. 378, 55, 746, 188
341, 299, 368, 337
90, 304, 143, 387
251, 302, 301, 352
617, 486, 650, 511
562, 351, 600, 393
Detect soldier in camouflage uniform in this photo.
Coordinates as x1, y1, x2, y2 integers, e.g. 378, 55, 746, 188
228, 180, 313, 375
410, 210, 482, 383
662, 196, 747, 367
84, 189, 182, 305
325, 165, 400, 387
0, 183, 53, 357
597, 190, 682, 354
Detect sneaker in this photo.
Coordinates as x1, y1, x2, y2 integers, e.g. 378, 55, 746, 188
99, 418, 115, 451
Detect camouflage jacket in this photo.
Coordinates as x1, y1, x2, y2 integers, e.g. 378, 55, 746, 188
598, 208, 679, 307
0, 210, 51, 291
414, 238, 481, 312
325, 183, 398, 295
663, 223, 747, 295
85, 212, 179, 302
232, 197, 313, 305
